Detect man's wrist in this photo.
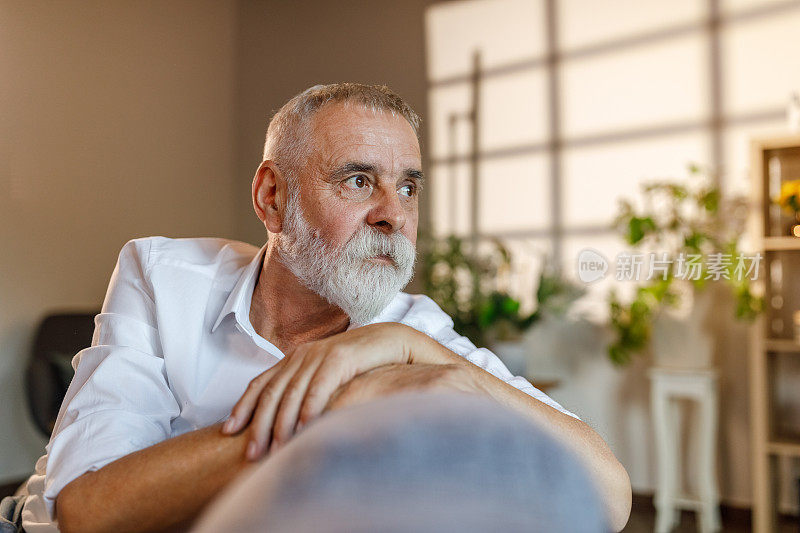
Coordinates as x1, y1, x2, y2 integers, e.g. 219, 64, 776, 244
398, 326, 497, 397
397, 323, 459, 366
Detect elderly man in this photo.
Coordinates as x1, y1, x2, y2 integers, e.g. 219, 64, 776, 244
19, 83, 630, 533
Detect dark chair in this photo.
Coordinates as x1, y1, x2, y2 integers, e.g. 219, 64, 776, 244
25, 312, 98, 438
0, 313, 99, 501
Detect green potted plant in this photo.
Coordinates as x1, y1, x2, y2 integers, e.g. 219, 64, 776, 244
607, 166, 763, 367
421, 234, 583, 374
421, 234, 531, 348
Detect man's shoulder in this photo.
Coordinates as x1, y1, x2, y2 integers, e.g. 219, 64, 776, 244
122, 236, 261, 277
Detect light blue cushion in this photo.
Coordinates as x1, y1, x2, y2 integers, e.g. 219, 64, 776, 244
193, 392, 608, 533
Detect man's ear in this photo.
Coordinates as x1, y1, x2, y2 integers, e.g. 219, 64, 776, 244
252, 161, 284, 233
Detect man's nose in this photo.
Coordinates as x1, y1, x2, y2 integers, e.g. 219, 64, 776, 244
366, 187, 406, 234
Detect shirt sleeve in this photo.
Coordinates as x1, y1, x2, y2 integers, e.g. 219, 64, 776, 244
433, 326, 582, 421
42, 238, 181, 521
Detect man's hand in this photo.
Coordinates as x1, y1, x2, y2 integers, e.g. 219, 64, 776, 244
221, 322, 448, 459
325, 362, 484, 413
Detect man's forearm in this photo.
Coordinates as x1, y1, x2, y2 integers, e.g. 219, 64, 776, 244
56, 423, 252, 533
469, 366, 631, 531
411, 334, 632, 532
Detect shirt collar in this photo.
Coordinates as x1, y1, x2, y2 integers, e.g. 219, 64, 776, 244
211, 242, 267, 333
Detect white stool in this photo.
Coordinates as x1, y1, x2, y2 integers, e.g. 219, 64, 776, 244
649, 368, 721, 533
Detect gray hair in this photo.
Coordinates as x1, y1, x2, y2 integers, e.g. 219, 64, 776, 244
262, 83, 421, 179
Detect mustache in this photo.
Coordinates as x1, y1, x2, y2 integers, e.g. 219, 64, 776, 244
342, 227, 417, 266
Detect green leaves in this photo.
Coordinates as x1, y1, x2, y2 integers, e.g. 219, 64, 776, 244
698, 188, 720, 213
421, 234, 583, 347
421, 235, 527, 346
683, 231, 705, 252
477, 292, 521, 328
608, 290, 653, 366
626, 216, 657, 245
606, 168, 763, 366
607, 279, 676, 366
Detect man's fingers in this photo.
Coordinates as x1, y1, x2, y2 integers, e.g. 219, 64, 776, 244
246, 388, 282, 460
270, 361, 319, 452
270, 354, 328, 451
297, 354, 360, 429
222, 362, 282, 434
245, 359, 301, 460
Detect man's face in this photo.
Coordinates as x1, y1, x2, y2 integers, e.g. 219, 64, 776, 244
293, 101, 422, 252
273, 102, 423, 325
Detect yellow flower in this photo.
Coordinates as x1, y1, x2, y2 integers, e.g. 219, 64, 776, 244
777, 179, 800, 213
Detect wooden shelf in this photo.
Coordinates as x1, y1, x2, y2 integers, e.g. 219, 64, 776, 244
764, 338, 800, 353
764, 236, 800, 251
749, 135, 800, 533
752, 134, 800, 151
767, 439, 800, 457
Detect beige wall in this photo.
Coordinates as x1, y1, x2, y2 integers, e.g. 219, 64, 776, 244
0, 0, 238, 479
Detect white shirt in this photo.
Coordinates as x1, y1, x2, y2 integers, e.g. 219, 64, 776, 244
20, 236, 579, 532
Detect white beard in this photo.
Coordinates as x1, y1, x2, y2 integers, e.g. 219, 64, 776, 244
274, 185, 417, 326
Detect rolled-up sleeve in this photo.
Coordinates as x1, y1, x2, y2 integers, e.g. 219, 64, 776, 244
42, 238, 180, 520
434, 326, 582, 421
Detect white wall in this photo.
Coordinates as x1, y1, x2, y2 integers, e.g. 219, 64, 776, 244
0, 0, 237, 480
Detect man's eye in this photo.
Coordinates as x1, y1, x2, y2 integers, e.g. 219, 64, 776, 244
399, 183, 416, 197
344, 175, 369, 189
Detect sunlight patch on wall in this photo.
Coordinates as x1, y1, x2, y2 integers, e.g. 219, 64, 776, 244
721, 8, 800, 115
560, 34, 708, 138
557, 0, 703, 52
478, 154, 551, 233
425, 0, 545, 82
561, 133, 710, 228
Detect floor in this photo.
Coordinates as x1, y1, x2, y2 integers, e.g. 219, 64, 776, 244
624, 494, 799, 532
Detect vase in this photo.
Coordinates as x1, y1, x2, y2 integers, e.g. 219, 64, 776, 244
650, 284, 715, 369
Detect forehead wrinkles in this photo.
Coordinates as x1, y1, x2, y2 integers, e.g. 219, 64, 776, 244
309, 104, 420, 171
324, 143, 417, 176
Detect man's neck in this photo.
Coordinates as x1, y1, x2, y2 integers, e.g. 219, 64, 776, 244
248, 241, 350, 355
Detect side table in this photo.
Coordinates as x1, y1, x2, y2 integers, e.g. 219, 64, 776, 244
649, 367, 721, 533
